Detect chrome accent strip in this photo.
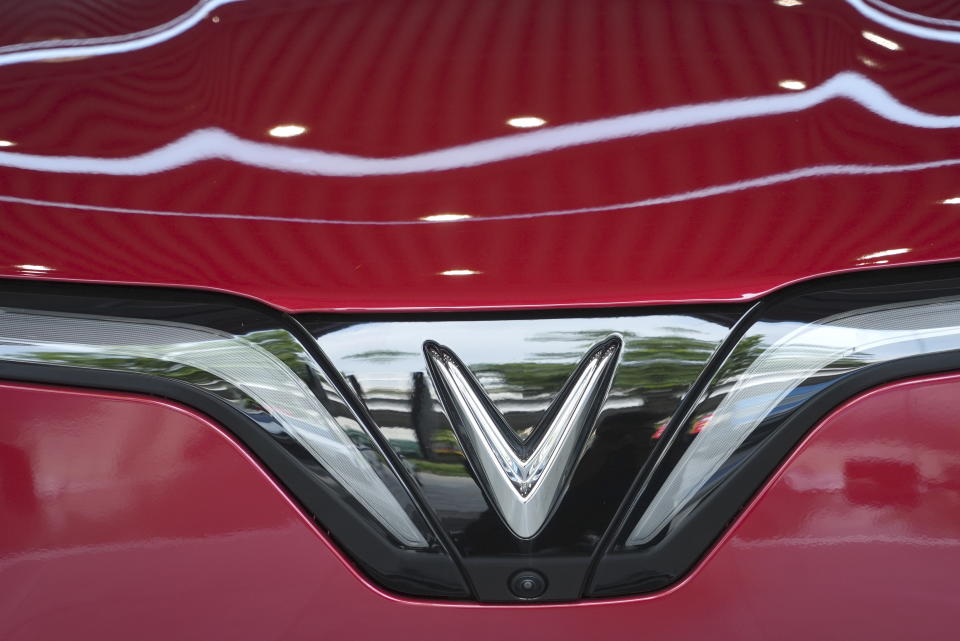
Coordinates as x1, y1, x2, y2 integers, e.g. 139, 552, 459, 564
628, 296, 960, 545
0, 307, 428, 547
424, 336, 622, 538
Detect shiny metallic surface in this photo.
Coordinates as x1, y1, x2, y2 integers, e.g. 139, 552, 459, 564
1, 0, 960, 311
424, 336, 621, 538
0, 306, 427, 547
306, 309, 740, 598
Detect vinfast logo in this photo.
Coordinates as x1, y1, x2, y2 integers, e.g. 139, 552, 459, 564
423, 335, 622, 538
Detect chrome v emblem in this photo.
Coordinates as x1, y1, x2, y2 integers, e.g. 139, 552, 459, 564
423, 335, 622, 538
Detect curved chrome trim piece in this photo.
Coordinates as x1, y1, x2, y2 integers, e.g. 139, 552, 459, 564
0, 307, 428, 547
628, 296, 960, 545
424, 336, 622, 538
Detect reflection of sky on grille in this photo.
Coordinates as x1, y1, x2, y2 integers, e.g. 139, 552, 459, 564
323, 315, 730, 375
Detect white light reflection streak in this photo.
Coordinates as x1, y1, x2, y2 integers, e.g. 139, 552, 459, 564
0, 0, 243, 67
1, 157, 958, 226
868, 0, 960, 27
0, 72, 958, 177
862, 30, 902, 50
846, 0, 960, 43
865, 0, 960, 27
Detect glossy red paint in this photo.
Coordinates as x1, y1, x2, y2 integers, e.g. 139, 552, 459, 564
2, 373, 959, 639
1, 0, 959, 311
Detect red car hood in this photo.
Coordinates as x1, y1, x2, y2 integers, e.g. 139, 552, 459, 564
1, 0, 958, 311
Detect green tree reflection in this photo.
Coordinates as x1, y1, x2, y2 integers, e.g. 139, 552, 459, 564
475, 329, 719, 394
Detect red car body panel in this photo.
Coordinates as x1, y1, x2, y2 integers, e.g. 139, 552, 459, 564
3, 0, 960, 635
0, 0, 959, 311
3, 374, 959, 640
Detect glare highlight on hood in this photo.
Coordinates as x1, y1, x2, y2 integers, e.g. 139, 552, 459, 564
0, 0, 244, 67
268, 124, 307, 138
0, 72, 958, 178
